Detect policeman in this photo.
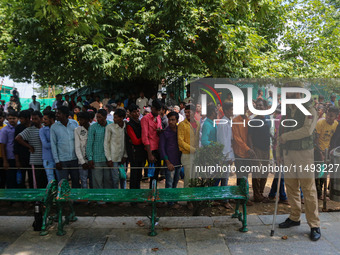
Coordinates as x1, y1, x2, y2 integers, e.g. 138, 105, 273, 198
277, 81, 321, 241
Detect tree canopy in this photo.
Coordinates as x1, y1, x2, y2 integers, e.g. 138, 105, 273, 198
0, 0, 338, 88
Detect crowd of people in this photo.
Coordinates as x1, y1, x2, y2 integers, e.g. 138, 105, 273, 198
0, 88, 339, 220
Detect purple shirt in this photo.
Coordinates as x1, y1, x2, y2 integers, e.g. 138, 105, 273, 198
159, 126, 181, 166
0, 124, 16, 159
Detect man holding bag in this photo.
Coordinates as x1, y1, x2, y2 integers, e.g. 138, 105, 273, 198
104, 108, 128, 189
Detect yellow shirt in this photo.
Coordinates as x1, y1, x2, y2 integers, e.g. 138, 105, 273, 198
316, 119, 338, 151
0, 124, 6, 158
177, 119, 200, 154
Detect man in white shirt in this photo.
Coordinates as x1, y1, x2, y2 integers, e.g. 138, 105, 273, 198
173, 105, 184, 123
63, 95, 70, 107
102, 93, 110, 106
104, 104, 114, 122
215, 102, 235, 208
104, 108, 127, 189
74, 112, 91, 189
183, 91, 193, 104
29, 95, 40, 111
136, 91, 148, 114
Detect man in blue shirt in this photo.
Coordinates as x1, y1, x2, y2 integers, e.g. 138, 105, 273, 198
201, 105, 217, 146
215, 102, 235, 209
50, 106, 80, 188
0, 111, 18, 188
40, 111, 58, 183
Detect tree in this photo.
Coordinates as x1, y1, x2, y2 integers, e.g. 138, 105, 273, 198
263, 0, 340, 80
1, 0, 338, 90
33, 85, 64, 98
0, 0, 286, 87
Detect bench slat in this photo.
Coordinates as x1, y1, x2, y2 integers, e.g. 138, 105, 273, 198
156, 186, 246, 202
0, 189, 46, 201
64, 189, 154, 203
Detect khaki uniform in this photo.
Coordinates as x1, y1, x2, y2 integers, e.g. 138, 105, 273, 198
278, 104, 320, 228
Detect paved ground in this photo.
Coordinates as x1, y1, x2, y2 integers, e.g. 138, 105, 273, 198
1, 212, 340, 255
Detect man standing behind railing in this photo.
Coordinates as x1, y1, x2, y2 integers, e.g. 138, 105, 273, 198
232, 104, 255, 206
216, 102, 235, 209
0, 111, 7, 188
104, 108, 127, 189
248, 99, 271, 203
314, 106, 338, 199
75, 112, 91, 189
178, 104, 200, 209
0, 111, 18, 188
141, 99, 162, 189
126, 104, 146, 190
15, 111, 47, 188
50, 106, 80, 188
39, 111, 58, 183
159, 111, 182, 209
86, 109, 112, 189
14, 110, 31, 188
178, 104, 200, 186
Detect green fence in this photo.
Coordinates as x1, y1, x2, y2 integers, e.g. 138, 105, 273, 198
1, 93, 54, 111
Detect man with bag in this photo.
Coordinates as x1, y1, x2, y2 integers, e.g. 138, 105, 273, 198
104, 108, 128, 189
141, 99, 163, 189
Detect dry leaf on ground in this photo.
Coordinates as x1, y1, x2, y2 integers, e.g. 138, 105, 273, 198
136, 220, 145, 227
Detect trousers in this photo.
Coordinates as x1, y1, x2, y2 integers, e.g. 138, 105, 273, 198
252, 148, 269, 201
181, 153, 194, 188
92, 162, 112, 189
284, 149, 320, 228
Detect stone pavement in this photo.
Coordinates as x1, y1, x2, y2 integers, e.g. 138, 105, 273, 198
1, 212, 340, 255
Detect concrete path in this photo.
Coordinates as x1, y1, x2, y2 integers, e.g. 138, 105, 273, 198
1, 213, 340, 255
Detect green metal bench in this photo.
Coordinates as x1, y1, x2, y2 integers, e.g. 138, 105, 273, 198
49, 178, 156, 236
53, 177, 249, 236
0, 177, 249, 237
156, 177, 249, 234
0, 189, 46, 202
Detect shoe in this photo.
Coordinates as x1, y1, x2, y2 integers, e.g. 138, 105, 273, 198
262, 197, 275, 203
301, 198, 304, 204
279, 199, 289, 205
310, 227, 321, 241
279, 218, 300, 228
253, 197, 273, 203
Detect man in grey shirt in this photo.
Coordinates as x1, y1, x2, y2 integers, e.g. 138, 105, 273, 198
29, 95, 41, 112
15, 111, 47, 188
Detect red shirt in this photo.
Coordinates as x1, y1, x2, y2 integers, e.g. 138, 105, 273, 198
141, 113, 162, 151
127, 125, 142, 145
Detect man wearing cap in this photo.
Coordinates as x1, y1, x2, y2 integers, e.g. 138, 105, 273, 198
277, 81, 321, 241
29, 95, 40, 112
